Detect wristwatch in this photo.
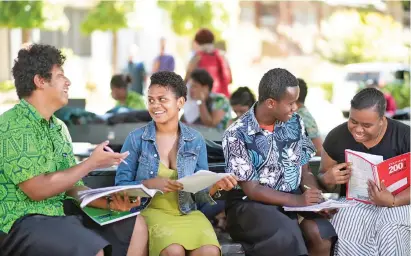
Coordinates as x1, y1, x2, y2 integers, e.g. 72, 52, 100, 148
196, 100, 203, 106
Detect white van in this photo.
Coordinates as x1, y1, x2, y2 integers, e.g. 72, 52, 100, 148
332, 62, 409, 117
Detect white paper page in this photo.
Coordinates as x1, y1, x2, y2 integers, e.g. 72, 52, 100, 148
345, 149, 383, 165
183, 99, 199, 124
79, 185, 161, 208
346, 150, 378, 201
283, 200, 357, 212
178, 170, 232, 193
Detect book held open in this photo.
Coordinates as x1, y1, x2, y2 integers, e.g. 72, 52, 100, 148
345, 150, 410, 203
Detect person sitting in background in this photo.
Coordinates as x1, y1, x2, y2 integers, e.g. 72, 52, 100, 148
152, 37, 175, 73
318, 88, 410, 256
365, 79, 397, 117
183, 68, 232, 130
110, 74, 146, 111
229, 86, 256, 123
296, 78, 322, 156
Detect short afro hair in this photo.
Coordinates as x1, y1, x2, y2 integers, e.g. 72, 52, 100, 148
12, 44, 66, 99
351, 88, 386, 118
230, 87, 256, 108
149, 71, 187, 100
190, 68, 214, 91
258, 68, 298, 102
297, 78, 308, 104
111, 74, 131, 89
194, 28, 215, 45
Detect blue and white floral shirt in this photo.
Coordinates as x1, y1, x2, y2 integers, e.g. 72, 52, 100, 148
222, 104, 316, 192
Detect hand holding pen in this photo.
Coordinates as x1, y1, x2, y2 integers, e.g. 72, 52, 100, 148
87, 141, 130, 169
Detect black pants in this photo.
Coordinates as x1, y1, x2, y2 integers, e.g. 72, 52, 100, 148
0, 200, 137, 256
226, 200, 337, 256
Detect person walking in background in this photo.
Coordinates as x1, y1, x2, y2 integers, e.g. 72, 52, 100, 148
185, 28, 232, 98
110, 74, 146, 111
152, 37, 175, 73
126, 44, 146, 95
296, 78, 323, 156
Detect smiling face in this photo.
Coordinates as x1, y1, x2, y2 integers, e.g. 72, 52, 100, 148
147, 84, 185, 124
264, 86, 299, 122
348, 107, 383, 143
42, 65, 71, 109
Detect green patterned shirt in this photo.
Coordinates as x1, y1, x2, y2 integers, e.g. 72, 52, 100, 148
116, 91, 146, 110
297, 106, 320, 139
209, 92, 232, 130
0, 99, 83, 233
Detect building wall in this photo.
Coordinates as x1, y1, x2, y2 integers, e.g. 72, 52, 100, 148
0, 29, 11, 81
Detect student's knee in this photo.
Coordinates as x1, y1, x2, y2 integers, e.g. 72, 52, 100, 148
160, 244, 185, 256
191, 245, 220, 256
300, 219, 331, 251
96, 249, 105, 256
134, 215, 148, 234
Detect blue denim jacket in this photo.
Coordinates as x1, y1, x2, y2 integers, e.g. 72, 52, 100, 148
115, 121, 215, 214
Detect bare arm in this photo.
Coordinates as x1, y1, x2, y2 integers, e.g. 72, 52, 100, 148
394, 187, 410, 206
19, 160, 97, 201
19, 142, 128, 201
240, 180, 300, 206
318, 149, 351, 192
311, 137, 323, 156
184, 56, 199, 83
300, 163, 320, 189
198, 103, 225, 127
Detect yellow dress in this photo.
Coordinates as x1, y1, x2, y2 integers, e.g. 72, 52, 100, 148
141, 163, 220, 256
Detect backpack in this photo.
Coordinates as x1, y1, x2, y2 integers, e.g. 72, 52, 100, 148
197, 50, 231, 97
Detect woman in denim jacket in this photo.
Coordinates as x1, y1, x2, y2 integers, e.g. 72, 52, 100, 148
115, 71, 237, 256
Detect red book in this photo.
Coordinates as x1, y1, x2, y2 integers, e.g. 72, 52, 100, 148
345, 150, 410, 204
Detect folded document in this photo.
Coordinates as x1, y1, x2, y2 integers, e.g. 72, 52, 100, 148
283, 200, 357, 212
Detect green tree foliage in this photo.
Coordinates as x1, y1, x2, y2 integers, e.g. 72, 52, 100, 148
157, 1, 229, 39
81, 1, 135, 72
317, 10, 408, 65
81, 1, 133, 34
0, 1, 44, 29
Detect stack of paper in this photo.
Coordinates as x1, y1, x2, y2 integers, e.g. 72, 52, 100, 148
178, 170, 233, 193
283, 200, 357, 212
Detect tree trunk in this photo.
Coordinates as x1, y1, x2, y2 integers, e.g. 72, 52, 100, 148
112, 31, 117, 73
22, 29, 31, 44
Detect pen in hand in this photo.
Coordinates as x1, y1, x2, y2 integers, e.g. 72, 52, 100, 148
104, 146, 129, 166
304, 185, 325, 199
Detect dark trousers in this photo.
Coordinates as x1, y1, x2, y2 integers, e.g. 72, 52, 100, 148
226, 200, 337, 256
197, 200, 226, 220
0, 200, 137, 256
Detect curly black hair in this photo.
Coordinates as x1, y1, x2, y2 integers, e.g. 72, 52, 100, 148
12, 44, 66, 99
190, 68, 214, 91
258, 68, 298, 102
149, 71, 187, 100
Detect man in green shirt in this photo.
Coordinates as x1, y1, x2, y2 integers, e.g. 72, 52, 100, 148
110, 74, 146, 110
0, 44, 148, 256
